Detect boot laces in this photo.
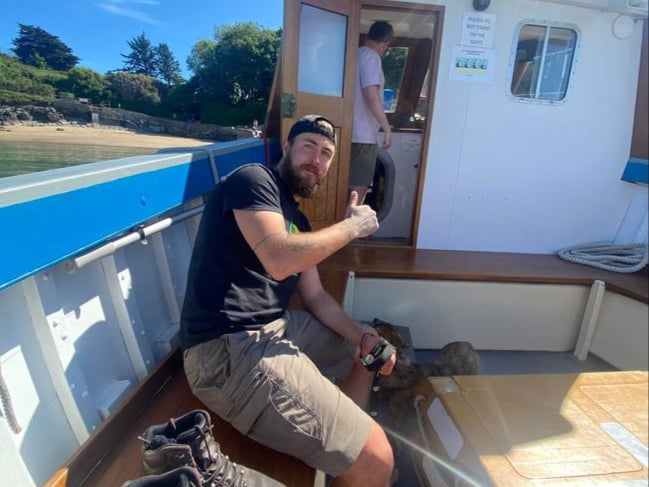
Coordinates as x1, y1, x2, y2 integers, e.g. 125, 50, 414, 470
196, 426, 248, 487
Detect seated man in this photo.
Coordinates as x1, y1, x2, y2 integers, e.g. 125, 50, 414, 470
180, 115, 396, 486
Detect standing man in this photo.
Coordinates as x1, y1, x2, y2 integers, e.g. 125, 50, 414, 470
350, 21, 394, 204
180, 115, 397, 486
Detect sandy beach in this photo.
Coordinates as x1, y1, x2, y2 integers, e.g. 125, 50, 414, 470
0, 123, 216, 149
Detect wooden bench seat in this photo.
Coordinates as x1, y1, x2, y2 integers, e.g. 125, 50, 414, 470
323, 246, 648, 303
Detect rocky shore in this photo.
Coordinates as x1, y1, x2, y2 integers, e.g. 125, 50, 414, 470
0, 100, 257, 142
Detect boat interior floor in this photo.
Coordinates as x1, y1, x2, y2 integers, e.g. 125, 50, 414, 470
415, 348, 616, 375
51, 346, 619, 487
372, 347, 617, 487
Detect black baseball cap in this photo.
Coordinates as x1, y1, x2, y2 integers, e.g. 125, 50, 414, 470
287, 114, 336, 145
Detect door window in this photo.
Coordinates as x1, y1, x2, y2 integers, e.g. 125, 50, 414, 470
297, 4, 347, 97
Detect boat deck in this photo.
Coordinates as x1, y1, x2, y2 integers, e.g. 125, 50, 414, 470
44, 247, 647, 486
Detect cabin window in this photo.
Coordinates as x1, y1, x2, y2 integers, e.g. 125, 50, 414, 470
382, 47, 409, 112
509, 23, 578, 103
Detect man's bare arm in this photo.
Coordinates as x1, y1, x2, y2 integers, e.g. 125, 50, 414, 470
234, 192, 377, 280
298, 266, 396, 376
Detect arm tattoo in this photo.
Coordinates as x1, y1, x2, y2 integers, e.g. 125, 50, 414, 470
253, 232, 283, 251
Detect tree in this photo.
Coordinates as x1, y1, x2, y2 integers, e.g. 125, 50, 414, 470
187, 40, 216, 73
383, 47, 408, 91
156, 43, 182, 86
105, 71, 160, 111
12, 24, 79, 71
122, 33, 158, 77
56, 67, 108, 102
189, 23, 280, 124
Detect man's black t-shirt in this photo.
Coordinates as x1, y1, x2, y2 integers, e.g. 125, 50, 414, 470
179, 163, 311, 349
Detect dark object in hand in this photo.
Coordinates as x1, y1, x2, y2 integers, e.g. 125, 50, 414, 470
360, 338, 396, 372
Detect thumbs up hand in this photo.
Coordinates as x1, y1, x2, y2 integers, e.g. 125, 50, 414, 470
345, 191, 379, 239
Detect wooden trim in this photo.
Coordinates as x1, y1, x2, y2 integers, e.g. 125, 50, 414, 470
264, 48, 282, 141
357, 1, 446, 247
43, 469, 68, 487
412, 6, 444, 247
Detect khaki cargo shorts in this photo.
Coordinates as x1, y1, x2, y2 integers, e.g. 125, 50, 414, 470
349, 142, 378, 187
183, 310, 372, 477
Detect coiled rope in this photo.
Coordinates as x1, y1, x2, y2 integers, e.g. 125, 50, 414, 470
557, 242, 648, 273
0, 361, 22, 434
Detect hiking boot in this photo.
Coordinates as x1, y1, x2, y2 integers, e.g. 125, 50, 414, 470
122, 466, 203, 487
139, 409, 285, 487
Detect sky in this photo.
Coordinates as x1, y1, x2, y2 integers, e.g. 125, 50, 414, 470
0, 0, 284, 78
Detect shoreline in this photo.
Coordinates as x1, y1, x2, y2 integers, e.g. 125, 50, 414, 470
0, 123, 218, 149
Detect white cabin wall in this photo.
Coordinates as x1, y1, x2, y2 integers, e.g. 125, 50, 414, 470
408, 0, 645, 252
614, 187, 649, 244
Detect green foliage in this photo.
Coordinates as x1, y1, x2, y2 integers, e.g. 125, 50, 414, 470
122, 33, 158, 77
0, 88, 53, 104
383, 47, 408, 91
55, 67, 109, 103
3, 21, 280, 127
0, 54, 57, 103
156, 43, 183, 86
122, 33, 184, 89
12, 24, 79, 71
187, 40, 216, 73
156, 79, 199, 120
105, 71, 160, 111
26, 52, 48, 69
201, 99, 266, 126
191, 22, 280, 125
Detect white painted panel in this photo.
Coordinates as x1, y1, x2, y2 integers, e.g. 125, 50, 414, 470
47, 261, 138, 402
373, 132, 421, 239
0, 422, 33, 486
0, 280, 79, 485
615, 188, 649, 244
416, 0, 644, 253
348, 277, 589, 350
122, 238, 175, 362
590, 292, 649, 370
160, 221, 194, 313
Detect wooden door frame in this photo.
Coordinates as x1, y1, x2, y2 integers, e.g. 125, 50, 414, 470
357, 1, 445, 247
277, 0, 446, 243
281, 0, 360, 226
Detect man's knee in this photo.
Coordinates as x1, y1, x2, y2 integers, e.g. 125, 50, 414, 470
334, 421, 394, 486
364, 421, 394, 472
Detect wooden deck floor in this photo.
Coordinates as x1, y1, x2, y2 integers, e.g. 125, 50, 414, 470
47, 350, 316, 487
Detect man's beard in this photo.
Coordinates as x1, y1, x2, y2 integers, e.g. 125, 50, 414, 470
278, 151, 326, 199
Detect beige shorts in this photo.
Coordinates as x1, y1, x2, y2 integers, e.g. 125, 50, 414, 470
349, 143, 378, 187
183, 310, 372, 477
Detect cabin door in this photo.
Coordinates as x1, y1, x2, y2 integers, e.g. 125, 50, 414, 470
281, 0, 360, 229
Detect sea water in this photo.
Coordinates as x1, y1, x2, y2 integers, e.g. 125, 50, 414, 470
0, 141, 153, 178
